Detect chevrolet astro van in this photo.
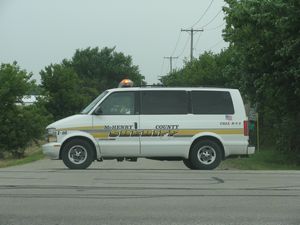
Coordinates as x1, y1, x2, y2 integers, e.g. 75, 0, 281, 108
42, 80, 255, 170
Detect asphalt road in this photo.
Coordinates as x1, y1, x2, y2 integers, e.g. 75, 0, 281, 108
0, 159, 299, 225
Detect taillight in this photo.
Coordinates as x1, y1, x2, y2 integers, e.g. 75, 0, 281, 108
244, 120, 249, 136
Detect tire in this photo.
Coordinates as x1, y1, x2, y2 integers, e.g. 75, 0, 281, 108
183, 159, 195, 169
61, 139, 95, 169
189, 139, 222, 170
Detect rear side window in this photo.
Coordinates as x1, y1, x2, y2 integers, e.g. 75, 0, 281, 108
191, 91, 234, 114
141, 91, 188, 114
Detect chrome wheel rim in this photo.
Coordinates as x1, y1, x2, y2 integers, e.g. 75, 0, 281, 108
68, 145, 88, 165
197, 145, 216, 165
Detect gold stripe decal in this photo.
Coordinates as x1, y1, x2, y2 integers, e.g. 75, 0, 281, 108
57, 126, 104, 131
175, 129, 243, 136
57, 126, 243, 138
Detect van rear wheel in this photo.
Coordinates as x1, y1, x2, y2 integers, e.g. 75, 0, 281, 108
189, 140, 222, 170
62, 139, 94, 169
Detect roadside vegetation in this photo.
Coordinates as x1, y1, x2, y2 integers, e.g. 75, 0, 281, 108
221, 147, 300, 170
0, 144, 44, 168
0, 0, 299, 168
0, 63, 51, 159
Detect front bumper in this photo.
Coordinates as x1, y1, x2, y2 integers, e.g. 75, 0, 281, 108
247, 146, 255, 155
42, 142, 61, 159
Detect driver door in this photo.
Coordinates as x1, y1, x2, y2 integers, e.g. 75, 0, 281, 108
92, 91, 140, 157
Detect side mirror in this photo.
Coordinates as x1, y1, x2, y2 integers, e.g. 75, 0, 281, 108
93, 107, 103, 115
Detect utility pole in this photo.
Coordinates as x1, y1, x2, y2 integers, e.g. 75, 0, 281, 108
164, 56, 178, 73
181, 28, 203, 61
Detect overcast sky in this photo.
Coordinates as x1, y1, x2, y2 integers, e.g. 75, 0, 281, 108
0, 0, 227, 84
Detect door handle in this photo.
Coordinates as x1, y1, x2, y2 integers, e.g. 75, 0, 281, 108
134, 122, 138, 130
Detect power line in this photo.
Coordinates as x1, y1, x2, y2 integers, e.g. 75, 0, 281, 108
159, 58, 166, 77
177, 35, 190, 58
191, 0, 214, 28
193, 33, 203, 57
207, 39, 224, 51
172, 36, 189, 70
164, 56, 179, 73
181, 28, 204, 61
171, 31, 182, 56
205, 22, 226, 31
194, 33, 203, 51
202, 9, 223, 28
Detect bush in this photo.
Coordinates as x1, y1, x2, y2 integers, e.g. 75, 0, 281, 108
0, 62, 50, 158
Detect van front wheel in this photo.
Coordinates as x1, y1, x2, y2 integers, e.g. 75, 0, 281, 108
189, 140, 222, 170
61, 139, 94, 169
183, 159, 195, 169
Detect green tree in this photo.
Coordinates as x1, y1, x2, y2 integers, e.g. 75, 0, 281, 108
0, 62, 29, 111
41, 47, 145, 120
27, 80, 44, 95
40, 64, 85, 120
223, 0, 300, 156
0, 63, 50, 158
161, 48, 240, 88
69, 47, 144, 98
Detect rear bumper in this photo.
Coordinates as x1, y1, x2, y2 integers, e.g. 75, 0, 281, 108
42, 142, 61, 159
247, 146, 255, 155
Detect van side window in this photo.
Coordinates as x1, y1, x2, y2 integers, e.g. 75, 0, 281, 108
141, 91, 188, 114
98, 92, 135, 115
191, 91, 234, 114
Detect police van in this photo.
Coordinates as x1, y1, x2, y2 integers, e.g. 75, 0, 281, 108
42, 79, 255, 170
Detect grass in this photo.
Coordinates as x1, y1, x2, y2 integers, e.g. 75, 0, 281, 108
0, 145, 45, 168
221, 146, 300, 170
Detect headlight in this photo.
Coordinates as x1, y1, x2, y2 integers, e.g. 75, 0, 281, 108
47, 128, 57, 135
46, 128, 57, 142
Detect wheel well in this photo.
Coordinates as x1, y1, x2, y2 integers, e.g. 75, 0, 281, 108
59, 136, 97, 160
190, 136, 225, 160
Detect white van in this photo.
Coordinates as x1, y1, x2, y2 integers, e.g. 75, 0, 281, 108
43, 83, 255, 170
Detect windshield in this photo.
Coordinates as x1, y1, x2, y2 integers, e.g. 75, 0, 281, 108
80, 91, 108, 114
